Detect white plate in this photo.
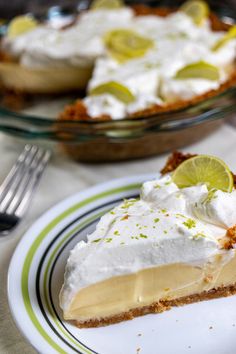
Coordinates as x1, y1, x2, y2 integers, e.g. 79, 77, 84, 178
8, 175, 236, 354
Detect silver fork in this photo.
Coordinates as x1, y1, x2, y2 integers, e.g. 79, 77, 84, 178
0, 145, 51, 235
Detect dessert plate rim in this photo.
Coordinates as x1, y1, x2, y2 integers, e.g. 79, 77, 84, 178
7, 172, 236, 354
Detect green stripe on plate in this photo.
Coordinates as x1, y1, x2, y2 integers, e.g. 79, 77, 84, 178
21, 183, 141, 353
43, 210, 107, 353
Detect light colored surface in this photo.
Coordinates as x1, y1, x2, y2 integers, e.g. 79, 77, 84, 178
1, 123, 236, 353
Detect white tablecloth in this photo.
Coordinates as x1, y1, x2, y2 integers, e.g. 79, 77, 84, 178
1, 124, 236, 353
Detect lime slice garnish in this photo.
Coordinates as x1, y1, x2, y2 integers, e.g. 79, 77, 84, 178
180, 0, 209, 25
172, 155, 233, 192
104, 29, 154, 62
91, 0, 124, 10
8, 15, 38, 37
89, 81, 135, 104
175, 61, 220, 81
212, 25, 236, 51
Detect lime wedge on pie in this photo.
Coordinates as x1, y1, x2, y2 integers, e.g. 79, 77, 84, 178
172, 155, 233, 192
212, 25, 236, 51
8, 15, 38, 37
175, 61, 220, 80
89, 81, 135, 104
91, 0, 124, 10
104, 29, 154, 62
180, 0, 209, 25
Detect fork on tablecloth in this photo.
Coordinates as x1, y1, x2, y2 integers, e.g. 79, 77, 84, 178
0, 145, 50, 235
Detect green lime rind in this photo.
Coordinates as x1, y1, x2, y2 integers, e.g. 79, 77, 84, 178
89, 81, 135, 104
175, 61, 220, 81
91, 0, 124, 10
172, 155, 234, 192
104, 29, 154, 63
180, 0, 209, 25
8, 15, 38, 37
212, 26, 236, 51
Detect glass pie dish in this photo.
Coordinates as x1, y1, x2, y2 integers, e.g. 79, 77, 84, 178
0, 0, 235, 162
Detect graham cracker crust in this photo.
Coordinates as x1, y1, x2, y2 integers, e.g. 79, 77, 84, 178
59, 72, 236, 122
74, 283, 236, 328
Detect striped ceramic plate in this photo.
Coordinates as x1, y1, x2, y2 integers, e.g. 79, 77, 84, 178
8, 175, 236, 354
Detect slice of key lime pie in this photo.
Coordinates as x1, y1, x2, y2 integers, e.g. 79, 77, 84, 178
60, 153, 236, 327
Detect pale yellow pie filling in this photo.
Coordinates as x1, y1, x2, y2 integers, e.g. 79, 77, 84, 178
0, 62, 92, 93
63, 250, 236, 322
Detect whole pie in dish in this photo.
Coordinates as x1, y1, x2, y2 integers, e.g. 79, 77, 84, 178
60, 152, 236, 327
1, 0, 236, 113
59, 0, 236, 121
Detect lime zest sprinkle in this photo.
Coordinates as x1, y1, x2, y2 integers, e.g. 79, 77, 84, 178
131, 236, 140, 240
140, 234, 148, 239
164, 181, 172, 186
183, 218, 196, 229
92, 238, 101, 243
160, 209, 167, 214
201, 189, 218, 204
176, 213, 187, 218
110, 219, 116, 226
154, 218, 160, 223
193, 232, 206, 239
121, 198, 139, 209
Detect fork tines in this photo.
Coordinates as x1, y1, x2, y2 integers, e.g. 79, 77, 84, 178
0, 145, 50, 217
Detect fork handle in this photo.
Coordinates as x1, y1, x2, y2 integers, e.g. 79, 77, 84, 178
0, 213, 19, 234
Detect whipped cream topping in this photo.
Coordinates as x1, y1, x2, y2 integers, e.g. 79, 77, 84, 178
83, 11, 236, 119
60, 174, 236, 311
4, 7, 236, 119
3, 8, 134, 68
